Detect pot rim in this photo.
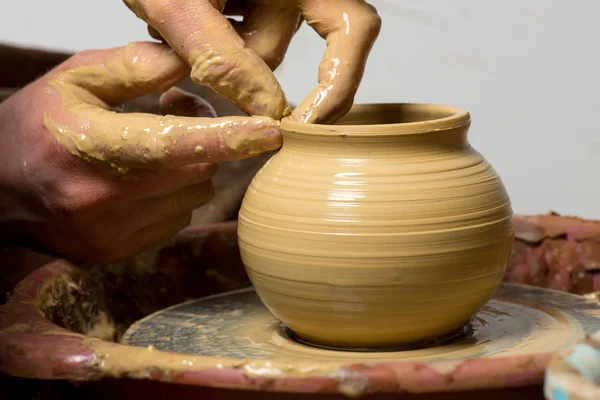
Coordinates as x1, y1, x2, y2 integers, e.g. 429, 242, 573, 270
282, 103, 471, 136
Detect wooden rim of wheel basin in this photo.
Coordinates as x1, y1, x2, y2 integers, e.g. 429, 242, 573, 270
1, 217, 600, 396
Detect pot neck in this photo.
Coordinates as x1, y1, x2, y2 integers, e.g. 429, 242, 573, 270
280, 124, 471, 158
279, 103, 472, 157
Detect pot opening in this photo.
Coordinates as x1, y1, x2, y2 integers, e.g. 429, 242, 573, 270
336, 103, 465, 126
283, 103, 470, 136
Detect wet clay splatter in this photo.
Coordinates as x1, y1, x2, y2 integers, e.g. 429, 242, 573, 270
37, 268, 117, 342
43, 43, 281, 173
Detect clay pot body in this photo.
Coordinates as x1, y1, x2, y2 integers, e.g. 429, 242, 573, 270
238, 104, 514, 349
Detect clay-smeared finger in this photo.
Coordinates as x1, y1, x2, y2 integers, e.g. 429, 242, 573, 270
232, 3, 302, 70
60, 42, 188, 106
126, 0, 290, 119
44, 41, 282, 170
292, 0, 381, 123
45, 108, 281, 169
159, 86, 217, 118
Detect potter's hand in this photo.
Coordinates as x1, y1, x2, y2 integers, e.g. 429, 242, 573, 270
123, 0, 381, 123
0, 42, 280, 262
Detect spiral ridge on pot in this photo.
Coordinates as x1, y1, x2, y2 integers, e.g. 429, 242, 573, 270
238, 103, 514, 350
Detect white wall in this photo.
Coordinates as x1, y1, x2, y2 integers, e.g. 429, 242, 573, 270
2, 0, 599, 218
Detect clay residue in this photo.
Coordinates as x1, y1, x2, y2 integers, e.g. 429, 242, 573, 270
29, 222, 251, 344
42, 42, 281, 172
87, 312, 118, 341
87, 336, 347, 381
16, 223, 248, 344
188, 45, 291, 119
222, 128, 275, 156
107, 282, 600, 395
36, 268, 117, 342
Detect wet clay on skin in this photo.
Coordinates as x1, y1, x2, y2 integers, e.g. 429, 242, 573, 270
43, 43, 281, 172
238, 103, 515, 349
124, 0, 381, 124
289, 0, 381, 123
220, 0, 381, 123
124, 0, 291, 120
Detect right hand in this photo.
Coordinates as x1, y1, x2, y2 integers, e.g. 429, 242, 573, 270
0, 41, 281, 263
123, 0, 381, 124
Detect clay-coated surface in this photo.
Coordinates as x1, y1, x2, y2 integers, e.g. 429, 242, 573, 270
123, 0, 381, 124
121, 284, 600, 365
43, 42, 281, 173
238, 103, 514, 348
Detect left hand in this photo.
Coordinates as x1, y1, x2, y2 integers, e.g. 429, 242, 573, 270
0, 42, 281, 262
123, 0, 382, 124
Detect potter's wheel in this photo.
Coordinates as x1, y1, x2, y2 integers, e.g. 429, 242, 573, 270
121, 283, 600, 363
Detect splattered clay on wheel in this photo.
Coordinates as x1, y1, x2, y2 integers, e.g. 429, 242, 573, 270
121, 283, 600, 364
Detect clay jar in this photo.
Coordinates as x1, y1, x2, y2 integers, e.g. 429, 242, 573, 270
238, 103, 514, 350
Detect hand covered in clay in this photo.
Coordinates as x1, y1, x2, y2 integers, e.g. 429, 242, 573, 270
0, 42, 280, 262
123, 0, 381, 123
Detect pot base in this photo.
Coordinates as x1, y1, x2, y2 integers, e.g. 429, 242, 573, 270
121, 283, 600, 364
285, 324, 473, 353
